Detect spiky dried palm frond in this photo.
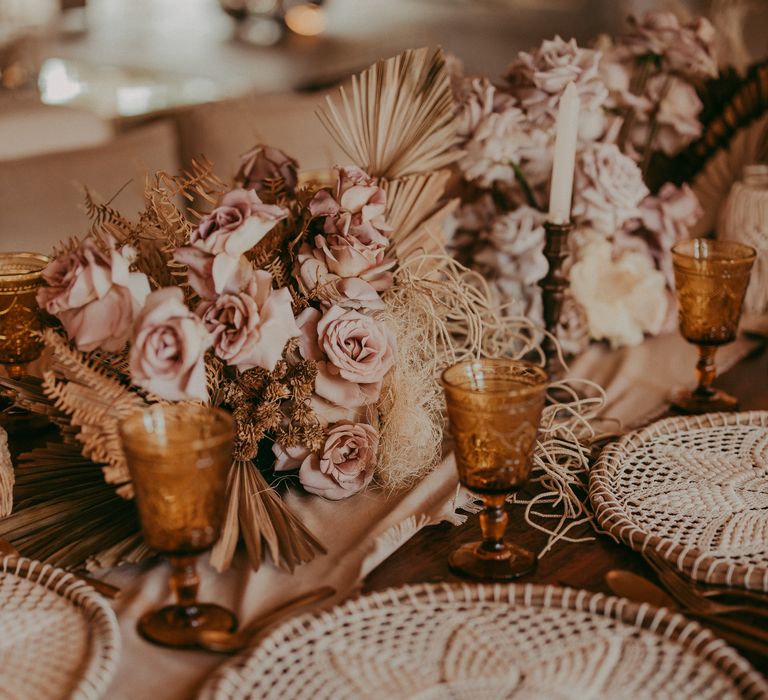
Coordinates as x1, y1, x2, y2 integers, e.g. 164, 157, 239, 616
0, 440, 148, 570
210, 460, 325, 573
317, 47, 461, 179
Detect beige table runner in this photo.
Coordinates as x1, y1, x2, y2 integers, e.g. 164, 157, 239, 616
98, 331, 761, 699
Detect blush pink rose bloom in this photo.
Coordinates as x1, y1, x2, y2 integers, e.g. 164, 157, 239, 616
298, 421, 378, 500
505, 35, 608, 140
296, 306, 395, 409
37, 239, 150, 352
309, 166, 393, 260
572, 142, 649, 235
174, 188, 288, 300
198, 269, 300, 372
173, 246, 254, 300
625, 11, 717, 79
639, 182, 702, 287
129, 287, 211, 401
193, 188, 288, 256
235, 144, 299, 194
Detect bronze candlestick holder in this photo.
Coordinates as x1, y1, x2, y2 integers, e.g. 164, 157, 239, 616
537, 220, 573, 376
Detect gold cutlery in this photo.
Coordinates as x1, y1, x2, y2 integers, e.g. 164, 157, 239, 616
644, 549, 768, 622
195, 586, 336, 654
606, 569, 768, 657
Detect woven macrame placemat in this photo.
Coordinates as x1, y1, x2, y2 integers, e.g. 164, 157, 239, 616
0, 556, 120, 700
590, 411, 768, 591
198, 582, 767, 700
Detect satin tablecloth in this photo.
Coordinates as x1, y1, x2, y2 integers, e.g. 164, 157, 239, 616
98, 331, 761, 699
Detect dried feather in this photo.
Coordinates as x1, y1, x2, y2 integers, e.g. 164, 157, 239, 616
317, 47, 461, 179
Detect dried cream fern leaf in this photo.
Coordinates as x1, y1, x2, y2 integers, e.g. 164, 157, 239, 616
317, 47, 461, 179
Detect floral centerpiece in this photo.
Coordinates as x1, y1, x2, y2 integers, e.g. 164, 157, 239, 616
448, 10, 716, 349
0, 48, 606, 574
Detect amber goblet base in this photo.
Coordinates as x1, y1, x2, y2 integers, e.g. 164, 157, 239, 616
448, 493, 537, 580
671, 386, 739, 414
138, 605, 237, 648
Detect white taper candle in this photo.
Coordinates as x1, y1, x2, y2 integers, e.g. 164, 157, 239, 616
548, 81, 580, 225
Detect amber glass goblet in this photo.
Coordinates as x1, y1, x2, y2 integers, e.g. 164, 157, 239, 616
671, 239, 756, 414
442, 358, 548, 580
120, 404, 238, 648
0, 253, 49, 378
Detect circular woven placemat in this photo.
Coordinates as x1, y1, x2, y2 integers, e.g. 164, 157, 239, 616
590, 411, 768, 591
199, 582, 767, 700
0, 556, 120, 700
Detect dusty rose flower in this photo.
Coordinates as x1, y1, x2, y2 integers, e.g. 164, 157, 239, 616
570, 234, 667, 348
192, 188, 288, 257
639, 183, 702, 286
505, 36, 608, 140
198, 269, 299, 372
272, 442, 312, 472
572, 142, 649, 234
625, 12, 717, 79
129, 287, 211, 401
296, 306, 392, 409
309, 166, 392, 245
37, 239, 150, 352
299, 421, 378, 500
459, 105, 532, 186
297, 247, 385, 311
173, 246, 254, 300
235, 144, 299, 194
630, 74, 703, 157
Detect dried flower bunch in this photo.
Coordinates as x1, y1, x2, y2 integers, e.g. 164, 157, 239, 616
448, 10, 716, 349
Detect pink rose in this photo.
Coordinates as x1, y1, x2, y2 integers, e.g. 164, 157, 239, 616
297, 247, 385, 311
235, 144, 299, 194
193, 188, 288, 256
129, 287, 211, 401
631, 74, 703, 157
299, 421, 378, 500
572, 142, 648, 234
173, 246, 254, 300
505, 36, 608, 140
198, 269, 300, 372
625, 12, 717, 79
308, 166, 392, 247
296, 307, 391, 409
639, 183, 702, 286
37, 239, 150, 352
273, 442, 312, 472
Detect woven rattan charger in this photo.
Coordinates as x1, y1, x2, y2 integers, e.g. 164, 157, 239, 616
590, 411, 768, 591
0, 556, 120, 700
198, 582, 767, 699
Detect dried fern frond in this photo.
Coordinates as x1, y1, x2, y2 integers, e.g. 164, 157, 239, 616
41, 330, 147, 487
317, 47, 461, 179
157, 156, 228, 206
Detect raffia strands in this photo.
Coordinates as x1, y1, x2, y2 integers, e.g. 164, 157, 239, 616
0, 441, 148, 571
316, 47, 462, 179
0, 427, 12, 517
210, 460, 325, 573
379, 254, 607, 558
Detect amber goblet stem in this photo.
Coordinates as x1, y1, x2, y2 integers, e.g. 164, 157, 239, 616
693, 345, 718, 397
168, 555, 201, 620
478, 494, 509, 555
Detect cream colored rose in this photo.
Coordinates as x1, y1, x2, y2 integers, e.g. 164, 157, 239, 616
37, 239, 150, 352
570, 234, 667, 348
129, 287, 211, 401
299, 421, 378, 500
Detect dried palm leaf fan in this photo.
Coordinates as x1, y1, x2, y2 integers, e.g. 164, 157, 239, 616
317, 47, 462, 265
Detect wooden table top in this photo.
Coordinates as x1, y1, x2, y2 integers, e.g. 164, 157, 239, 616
364, 339, 768, 673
